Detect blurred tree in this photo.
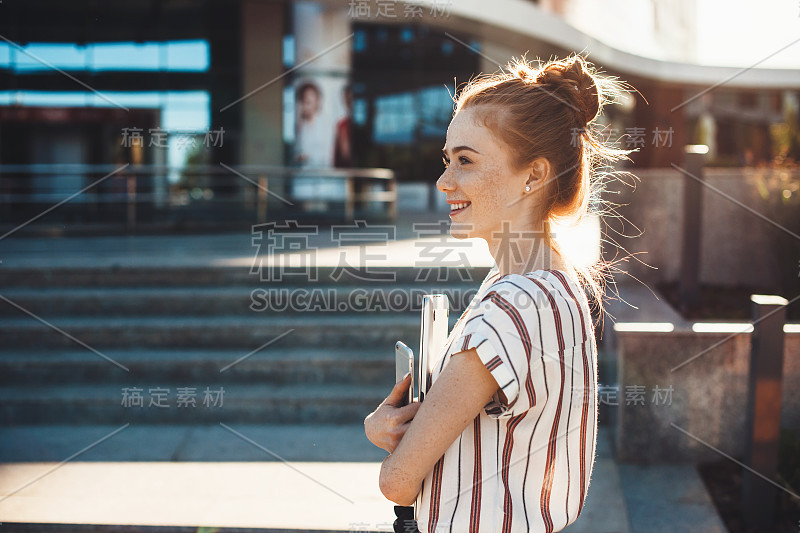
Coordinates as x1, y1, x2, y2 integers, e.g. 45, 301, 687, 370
770, 103, 800, 165
175, 138, 211, 193
759, 105, 800, 311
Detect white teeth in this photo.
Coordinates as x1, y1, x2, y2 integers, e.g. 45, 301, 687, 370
450, 202, 470, 211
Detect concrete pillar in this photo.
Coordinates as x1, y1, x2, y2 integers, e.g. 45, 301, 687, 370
241, 0, 285, 167
629, 78, 687, 168
678, 147, 706, 311
742, 294, 788, 532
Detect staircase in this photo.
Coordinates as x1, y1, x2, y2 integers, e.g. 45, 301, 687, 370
0, 265, 488, 428
0, 262, 731, 533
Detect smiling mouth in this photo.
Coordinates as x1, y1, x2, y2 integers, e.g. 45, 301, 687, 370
449, 201, 471, 216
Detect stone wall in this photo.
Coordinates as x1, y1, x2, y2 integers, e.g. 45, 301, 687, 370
603, 167, 796, 288
613, 326, 800, 463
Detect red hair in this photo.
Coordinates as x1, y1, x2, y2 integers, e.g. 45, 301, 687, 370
453, 53, 638, 321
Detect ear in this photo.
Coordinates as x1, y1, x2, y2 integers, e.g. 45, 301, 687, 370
525, 157, 551, 187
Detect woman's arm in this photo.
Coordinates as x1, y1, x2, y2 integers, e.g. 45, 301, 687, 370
378, 347, 501, 505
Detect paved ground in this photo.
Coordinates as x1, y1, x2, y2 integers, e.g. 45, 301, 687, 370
0, 426, 639, 532
618, 464, 727, 533
0, 424, 388, 463
0, 460, 394, 531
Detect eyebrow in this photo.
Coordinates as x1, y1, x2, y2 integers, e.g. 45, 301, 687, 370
442, 145, 480, 156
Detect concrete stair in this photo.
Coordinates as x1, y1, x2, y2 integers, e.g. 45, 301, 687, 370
0, 383, 391, 425
0, 348, 394, 385
0, 265, 485, 426
0, 315, 421, 349
0, 284, 476, 316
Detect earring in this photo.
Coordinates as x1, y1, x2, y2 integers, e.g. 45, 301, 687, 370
525, 185, 531, 192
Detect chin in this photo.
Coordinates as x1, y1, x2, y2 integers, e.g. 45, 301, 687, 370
447, 221, 474, 240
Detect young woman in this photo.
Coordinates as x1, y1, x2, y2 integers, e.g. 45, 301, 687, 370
365, 53, 634, 533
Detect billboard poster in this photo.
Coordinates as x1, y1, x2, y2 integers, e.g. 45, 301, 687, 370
290, 2, 352, 206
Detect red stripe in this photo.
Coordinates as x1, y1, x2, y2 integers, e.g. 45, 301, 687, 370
550, 270, 592, 514
428, 455, 445, 531
501, 412, 528, 532
486, 355, 503, 371
462, 333, 472, 352
483, 290, 536, 407
549, 271, 588, 343
529, 277, 566, 533
469, 416, 482, 532
483, 291, 533, 360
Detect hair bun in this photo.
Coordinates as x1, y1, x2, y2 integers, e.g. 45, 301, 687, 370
534, 56, 600, 126
510, 62, 539, 84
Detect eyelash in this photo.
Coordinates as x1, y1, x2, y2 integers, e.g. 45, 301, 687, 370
442, 156, 470, 168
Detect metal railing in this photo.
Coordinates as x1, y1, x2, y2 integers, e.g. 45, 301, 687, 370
0, 164, 397, 232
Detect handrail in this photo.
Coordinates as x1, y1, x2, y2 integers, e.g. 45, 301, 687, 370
0, 164, 395, 179
0, 163, 398, 231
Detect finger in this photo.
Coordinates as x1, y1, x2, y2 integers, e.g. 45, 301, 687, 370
394, 401, 421, 424
385, 372, 412, 405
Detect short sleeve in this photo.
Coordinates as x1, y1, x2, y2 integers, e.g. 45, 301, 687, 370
453, 279, 537, 419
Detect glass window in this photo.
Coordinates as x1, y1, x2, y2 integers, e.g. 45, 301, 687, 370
0, 40, 209, 72
13, 43, 87, 71
164, 41, 210, 71
374, 92, 416, 144
354, 30, 367, 52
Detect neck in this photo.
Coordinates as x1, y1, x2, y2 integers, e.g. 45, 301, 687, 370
485, 220, 568, 277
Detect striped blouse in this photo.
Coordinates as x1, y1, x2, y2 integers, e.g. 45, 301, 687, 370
415, 266, 599, 533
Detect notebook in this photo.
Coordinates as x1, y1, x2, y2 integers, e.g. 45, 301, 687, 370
418, 293, 450, 402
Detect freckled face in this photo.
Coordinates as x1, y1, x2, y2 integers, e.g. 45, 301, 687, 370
437, 106, 530, 241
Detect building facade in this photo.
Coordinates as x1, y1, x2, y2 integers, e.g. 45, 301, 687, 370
0, 0, 797, 230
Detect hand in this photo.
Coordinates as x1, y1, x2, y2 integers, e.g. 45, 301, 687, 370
364, 372, 421, 453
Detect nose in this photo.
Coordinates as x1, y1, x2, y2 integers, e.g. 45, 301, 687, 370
436, 168, 455, 193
